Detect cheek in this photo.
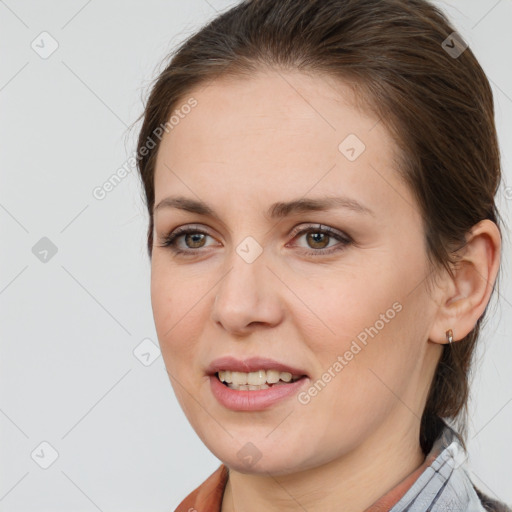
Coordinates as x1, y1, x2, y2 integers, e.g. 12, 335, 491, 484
150, 262, 215, 417
291, 260, 423, 398
292, 264, 405, 354
150, 261, 210, 367
310, 285, 429, 422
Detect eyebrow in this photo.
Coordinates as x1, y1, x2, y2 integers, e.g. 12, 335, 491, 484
153, 195, 375, 219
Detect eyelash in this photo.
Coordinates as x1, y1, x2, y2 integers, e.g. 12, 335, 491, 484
157, 224, 352, 257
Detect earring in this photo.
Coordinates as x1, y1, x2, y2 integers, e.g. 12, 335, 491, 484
446, 329, 454, 344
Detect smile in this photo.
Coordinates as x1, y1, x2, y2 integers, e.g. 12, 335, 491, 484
217, 369, 304, 390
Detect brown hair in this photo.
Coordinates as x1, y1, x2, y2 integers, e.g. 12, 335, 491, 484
135, 0, 504, 457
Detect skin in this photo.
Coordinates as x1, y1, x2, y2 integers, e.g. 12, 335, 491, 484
149, 69, 501, 512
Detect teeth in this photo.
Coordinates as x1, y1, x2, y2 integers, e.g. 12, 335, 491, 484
280, 372, 292, 382
217, 369, 302, 387
248, 370, 266, 386
232, 371, 247, 386
228, 383, 270, 390
266, 369, 280, 384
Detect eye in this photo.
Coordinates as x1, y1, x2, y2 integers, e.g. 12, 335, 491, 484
288, 224, 352, 256
156, 223, 352, 257
156, 225, 216, 256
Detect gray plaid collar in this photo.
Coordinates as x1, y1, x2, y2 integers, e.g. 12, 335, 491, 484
390, 423, 485, 511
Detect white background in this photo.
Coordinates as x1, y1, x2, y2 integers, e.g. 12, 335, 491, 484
1, 1, 511, 510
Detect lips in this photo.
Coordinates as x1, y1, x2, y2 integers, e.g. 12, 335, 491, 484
205, 356, 309, 378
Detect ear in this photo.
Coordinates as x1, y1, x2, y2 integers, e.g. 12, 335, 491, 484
428, 219, 501, 345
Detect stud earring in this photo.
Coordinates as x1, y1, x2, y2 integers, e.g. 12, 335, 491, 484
446, 329, 454, 344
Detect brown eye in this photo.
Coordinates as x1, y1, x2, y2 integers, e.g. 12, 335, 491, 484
158, 227, 215, 255
305, 231, 331, 249
184, 232, 207, 249
289, 224, 352, 257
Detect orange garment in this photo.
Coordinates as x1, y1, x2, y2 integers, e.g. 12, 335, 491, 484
174, 448, 439, 512
175, 464, 227, 512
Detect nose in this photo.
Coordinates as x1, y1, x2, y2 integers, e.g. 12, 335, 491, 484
211, 243, 284, 336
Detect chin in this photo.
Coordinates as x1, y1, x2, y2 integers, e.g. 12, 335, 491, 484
225, 456, 304, 476
206, 437, 317, 476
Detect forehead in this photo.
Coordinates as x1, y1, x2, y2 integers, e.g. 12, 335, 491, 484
153, 69, 413, 220
159, 69, 372, 158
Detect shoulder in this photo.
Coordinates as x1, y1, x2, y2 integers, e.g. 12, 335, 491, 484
174, 464, 229, 512
473, 483, 512, 512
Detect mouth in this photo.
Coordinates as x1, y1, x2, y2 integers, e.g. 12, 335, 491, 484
206, 356, 309, 391
206, 356, 310, 410
215, 369, 307, 391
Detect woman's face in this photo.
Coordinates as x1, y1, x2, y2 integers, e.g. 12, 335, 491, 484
150, 70, 444, 475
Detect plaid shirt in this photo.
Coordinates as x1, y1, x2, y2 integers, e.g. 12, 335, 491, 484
386, 422, 511, 511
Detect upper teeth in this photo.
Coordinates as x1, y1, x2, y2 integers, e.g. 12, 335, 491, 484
218, 370, 301, 386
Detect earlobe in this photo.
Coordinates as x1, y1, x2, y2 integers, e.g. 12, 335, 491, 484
428, 219, 501, 346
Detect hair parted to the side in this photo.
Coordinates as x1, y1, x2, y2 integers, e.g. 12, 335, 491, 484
135, 0, 504, 458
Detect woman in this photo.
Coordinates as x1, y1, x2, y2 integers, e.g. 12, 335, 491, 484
135, 0, 511, 510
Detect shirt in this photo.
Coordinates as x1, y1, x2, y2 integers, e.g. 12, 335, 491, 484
174, 421, 511, 511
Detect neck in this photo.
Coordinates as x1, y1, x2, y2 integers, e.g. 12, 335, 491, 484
220, 416, 426, 512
